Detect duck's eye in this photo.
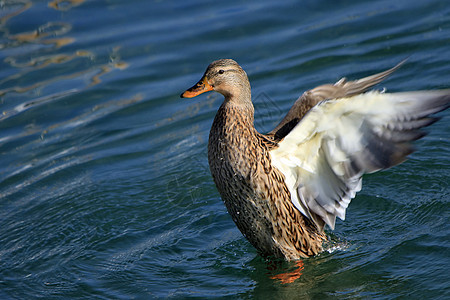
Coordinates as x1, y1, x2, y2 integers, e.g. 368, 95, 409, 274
218, 69, 225, 75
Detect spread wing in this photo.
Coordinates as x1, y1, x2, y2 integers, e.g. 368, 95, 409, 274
270, 90, 450, 230
268, 60, 406, 141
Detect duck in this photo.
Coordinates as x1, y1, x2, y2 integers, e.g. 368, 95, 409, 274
181, 59, 449, 260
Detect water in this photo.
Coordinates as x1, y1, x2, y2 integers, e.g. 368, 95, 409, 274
0, 0, 449, 298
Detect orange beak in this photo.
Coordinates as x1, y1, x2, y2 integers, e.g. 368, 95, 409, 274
180, 76, 213, 98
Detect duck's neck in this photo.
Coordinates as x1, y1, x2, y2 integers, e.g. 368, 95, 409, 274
209, 100, 255, 184
207, 95, 258, 199
217, 95, 255, 132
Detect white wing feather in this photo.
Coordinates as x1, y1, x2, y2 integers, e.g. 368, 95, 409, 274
270, 90, 450, 230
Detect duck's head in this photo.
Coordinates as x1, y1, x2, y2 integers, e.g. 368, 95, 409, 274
181, 59, 250, 100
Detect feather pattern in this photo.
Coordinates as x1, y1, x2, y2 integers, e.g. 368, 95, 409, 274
268, 60, 406, 141
270, 90, 450, 229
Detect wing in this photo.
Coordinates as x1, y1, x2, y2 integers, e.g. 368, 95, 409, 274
270, 90, 450, 230
268, 60, 406, 141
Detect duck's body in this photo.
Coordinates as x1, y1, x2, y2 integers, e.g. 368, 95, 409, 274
181, 59, 450, 260
208, 101, 325, 259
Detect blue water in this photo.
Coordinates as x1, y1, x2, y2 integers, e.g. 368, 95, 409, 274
0, 0, 449, 298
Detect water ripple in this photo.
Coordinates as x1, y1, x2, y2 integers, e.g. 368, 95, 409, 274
0, 0, 449, 298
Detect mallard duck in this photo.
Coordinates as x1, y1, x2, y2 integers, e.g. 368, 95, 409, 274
181, 59, 449, 260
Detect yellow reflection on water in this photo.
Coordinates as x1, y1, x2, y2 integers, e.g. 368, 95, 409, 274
0, 51, 94, 96
48, 0, 85, 11
4, 50, 92, 69
90, 62, 130, 86
0, 55, 129, 97
0, 0, 129, 97
8, 32, 75, 48
0, 0, 129, 116
8, 22, 74, 48
89, 46, 129, 86
42, 37, 76, 48
0, 0, 32, 26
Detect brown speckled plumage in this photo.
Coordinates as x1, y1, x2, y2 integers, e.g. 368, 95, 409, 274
180, 58, 450, 261
208, 102, 325, 259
